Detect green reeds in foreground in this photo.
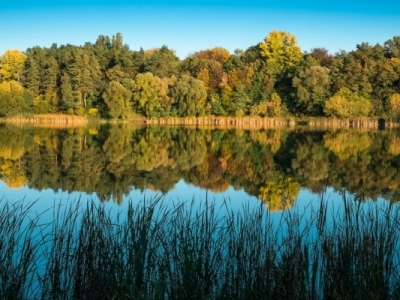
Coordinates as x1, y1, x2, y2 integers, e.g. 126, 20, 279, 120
1, 196, 400, 299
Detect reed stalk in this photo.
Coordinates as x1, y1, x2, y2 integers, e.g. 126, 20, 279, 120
0, 195, 400, 299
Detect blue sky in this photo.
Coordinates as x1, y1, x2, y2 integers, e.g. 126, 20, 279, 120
1, 1, 400, 59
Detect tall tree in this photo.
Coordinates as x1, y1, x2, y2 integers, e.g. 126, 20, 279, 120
0, 49, 27, 82
259, 31, 302, 74
65, 49, 101, 109
142, 46, 180, 78
170, 75, 207, 116
292, 66, 331, 115
102, 80, 131, 119
131, 72, 161, 118
24, 56, 40, 96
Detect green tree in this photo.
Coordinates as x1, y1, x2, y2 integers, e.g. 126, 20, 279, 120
170, 75, 207, 116
131, 72, 161, 118
102, 81, 131, 119
24, 56, 40, 96
65, 49, 101, 109
226, 86, 251, 116
0, 81, 29, 116
292, 66, 331, 115
142, 46, 180, 78
60, 74, 79, 113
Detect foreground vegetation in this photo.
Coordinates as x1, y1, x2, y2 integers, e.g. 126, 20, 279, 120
1, 31, 400, 120
1, 195, 400, 299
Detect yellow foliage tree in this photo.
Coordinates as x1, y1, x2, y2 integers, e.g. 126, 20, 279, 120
0, 49, 27, 82
194, 47, 230, 64
0, 80, 24, 93
259, 31, 302, 73
324, 88, 372, 118
389, 93, 400, 117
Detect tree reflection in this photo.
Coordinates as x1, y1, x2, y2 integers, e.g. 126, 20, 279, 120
0, 125, 400, 207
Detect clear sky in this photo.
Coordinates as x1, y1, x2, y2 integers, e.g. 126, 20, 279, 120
1, 0, 400, 59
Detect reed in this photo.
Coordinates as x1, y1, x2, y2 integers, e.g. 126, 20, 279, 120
146, 116, 296, 129
1, 195, 400, 299
305, 117, 400, 129
5, 114, 88, 126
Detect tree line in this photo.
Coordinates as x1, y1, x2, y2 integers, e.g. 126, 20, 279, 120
1, 125, 400, 209
0, 31, 400, 119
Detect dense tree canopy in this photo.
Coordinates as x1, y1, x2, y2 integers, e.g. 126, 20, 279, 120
1, 32, 400, 119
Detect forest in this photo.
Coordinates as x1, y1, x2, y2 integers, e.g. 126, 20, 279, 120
1, 125, 400, 209
0, 31, 400, 119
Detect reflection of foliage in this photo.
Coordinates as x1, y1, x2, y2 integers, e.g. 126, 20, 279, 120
388, 135, 400, 156
0, 160, 28, 189
258, 171, 300, 211
324, 131, 372, 160
250, 130, 287, 153
0, 126, 32, 160
169, 128, 207, 171
102, 125, 132, 163
188, 152, 230, 192
1, 125, 400, 205
291, 134, 330, 187
131, 129, 173, 171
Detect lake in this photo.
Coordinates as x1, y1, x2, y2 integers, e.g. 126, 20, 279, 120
1, 123, 400, 299
1, 124, 399, 207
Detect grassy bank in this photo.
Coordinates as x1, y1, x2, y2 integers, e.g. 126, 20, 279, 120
1, 196, 400, 299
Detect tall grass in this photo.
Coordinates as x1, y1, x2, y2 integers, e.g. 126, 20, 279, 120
1, 195, 400, 299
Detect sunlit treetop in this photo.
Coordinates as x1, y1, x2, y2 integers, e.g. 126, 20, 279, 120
0, 49, 27, 82
259, 31, 302, 72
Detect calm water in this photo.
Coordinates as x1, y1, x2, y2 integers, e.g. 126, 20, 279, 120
2, 124, 400, 298
1, 124, 399, 211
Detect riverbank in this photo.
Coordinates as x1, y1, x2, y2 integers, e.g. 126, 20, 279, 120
2, 114, 89, 127
2, 114, 400, 129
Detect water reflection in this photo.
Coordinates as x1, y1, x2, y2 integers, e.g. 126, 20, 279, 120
1, 124, 400, 208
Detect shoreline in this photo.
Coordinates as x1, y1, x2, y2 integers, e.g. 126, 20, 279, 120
2, 114, 400, 129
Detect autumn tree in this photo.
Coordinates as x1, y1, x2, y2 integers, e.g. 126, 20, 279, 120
309, 48, 333, 67
0, 49, 27, 82
324, 88, 372, 118
259, 31, 302, 74
194, 47, 231, 64
389, 93, 400, 118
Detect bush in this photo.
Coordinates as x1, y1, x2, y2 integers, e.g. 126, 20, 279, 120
324, 88, 372, 118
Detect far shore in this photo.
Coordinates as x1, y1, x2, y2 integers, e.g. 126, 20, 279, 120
1, 114, 400, 129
